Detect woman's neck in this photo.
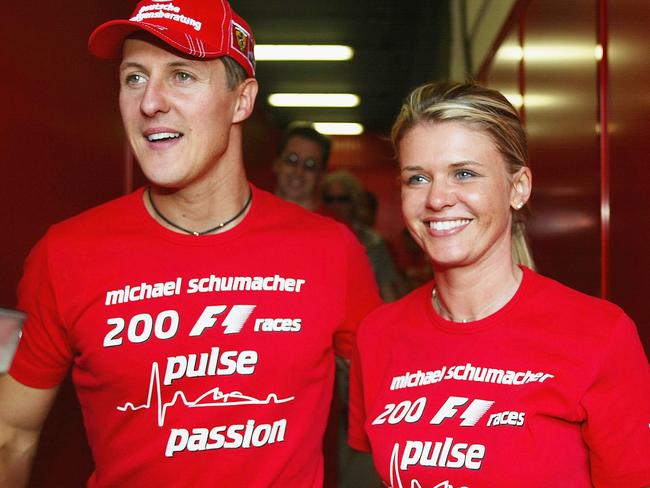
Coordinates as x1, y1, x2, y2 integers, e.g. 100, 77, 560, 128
432, 259, 523, 323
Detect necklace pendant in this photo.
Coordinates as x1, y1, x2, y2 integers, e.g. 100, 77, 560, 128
147, 186, 253, 237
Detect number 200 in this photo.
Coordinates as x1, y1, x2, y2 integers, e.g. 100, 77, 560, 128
371, 397, 426, 425
104, 310, 180, 347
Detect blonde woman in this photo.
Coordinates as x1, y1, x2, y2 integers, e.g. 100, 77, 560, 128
349, 82, 650, 487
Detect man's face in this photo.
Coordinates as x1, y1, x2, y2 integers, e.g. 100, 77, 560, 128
274, 136, 325, 203
119, 37, 252, 190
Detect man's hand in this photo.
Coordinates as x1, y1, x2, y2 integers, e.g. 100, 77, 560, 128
0, 375, 59, 488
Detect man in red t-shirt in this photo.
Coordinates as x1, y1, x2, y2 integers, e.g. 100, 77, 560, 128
0, 1, 380, 486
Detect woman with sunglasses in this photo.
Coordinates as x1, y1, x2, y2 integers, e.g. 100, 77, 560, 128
321, 170, 407, 303
348, 81, 650, 487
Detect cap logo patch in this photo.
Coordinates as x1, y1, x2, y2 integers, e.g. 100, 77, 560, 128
232, 21, 256, 71
131, 2, 203, 32
233, 24, 249, 53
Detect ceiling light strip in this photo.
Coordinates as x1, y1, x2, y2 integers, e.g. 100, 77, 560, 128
255, 44, 354, 61
267, 93, 360, 107
313, 123, 364, 135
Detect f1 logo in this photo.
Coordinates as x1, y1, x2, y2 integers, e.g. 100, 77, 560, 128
430, 396, 494, 426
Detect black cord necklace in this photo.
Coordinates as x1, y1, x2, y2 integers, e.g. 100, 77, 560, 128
146, 186, 253, 236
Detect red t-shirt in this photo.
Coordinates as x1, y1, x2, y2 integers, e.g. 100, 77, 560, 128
11, 185, 381, 487
349, 267, 650, 487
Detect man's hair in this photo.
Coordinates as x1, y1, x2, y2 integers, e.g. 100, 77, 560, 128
220, 56, 248, 90
277, 125, 332, 169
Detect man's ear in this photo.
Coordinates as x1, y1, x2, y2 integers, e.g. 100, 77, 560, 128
232, 78, 258, 124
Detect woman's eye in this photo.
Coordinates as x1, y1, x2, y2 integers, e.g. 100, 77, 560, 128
405, 174, 429, 185
455, 169, 477, 180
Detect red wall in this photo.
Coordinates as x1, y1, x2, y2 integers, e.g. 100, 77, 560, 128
1, 2, 134, 486
482, 0, 649, 351
1, 2, 130, 308
607, 0, 650, 349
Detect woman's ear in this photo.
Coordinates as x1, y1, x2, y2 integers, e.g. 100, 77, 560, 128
510, 167, 532, 210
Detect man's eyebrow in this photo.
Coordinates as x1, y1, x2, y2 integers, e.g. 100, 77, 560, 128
167, 60, 203, 69
119, 60, 204, 71
120, 61, 145, 72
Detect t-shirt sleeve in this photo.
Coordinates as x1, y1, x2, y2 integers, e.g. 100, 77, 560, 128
333, 228, 382, 359
580, 313, 650, 487
348, 336, 371, 452
9, 233, 73, 388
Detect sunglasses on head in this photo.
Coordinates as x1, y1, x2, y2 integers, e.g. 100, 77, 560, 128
281, 153, 321, 172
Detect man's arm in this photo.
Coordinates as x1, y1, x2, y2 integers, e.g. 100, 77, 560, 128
0, 375, 59, 488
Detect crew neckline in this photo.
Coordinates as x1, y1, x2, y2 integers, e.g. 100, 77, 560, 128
135, 184, 259, 246
424, 265, 533, 334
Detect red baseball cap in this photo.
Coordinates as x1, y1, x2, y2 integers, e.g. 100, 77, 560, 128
88, 0, 256, 78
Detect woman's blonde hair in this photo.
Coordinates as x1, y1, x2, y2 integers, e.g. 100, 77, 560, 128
391, 81, 535, 269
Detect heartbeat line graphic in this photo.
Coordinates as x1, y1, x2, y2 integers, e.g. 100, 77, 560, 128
117, 362, 295, 427
389, 444, 467, 488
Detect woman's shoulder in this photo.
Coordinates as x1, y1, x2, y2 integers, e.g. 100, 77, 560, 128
525, 267, 624, 317
522, 267, 631, 341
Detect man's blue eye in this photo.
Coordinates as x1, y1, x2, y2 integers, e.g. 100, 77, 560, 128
176, 72, 193, 82
126, 74, 145, 85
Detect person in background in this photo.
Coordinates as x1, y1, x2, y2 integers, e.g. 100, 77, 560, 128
272, 125, 370, 487
349, 81, 650, 487
400, 227, 434, 292
358, 190, 379, 228
321, 170, 406, 303
0, 1, 381, 486
273, 124, 331, 211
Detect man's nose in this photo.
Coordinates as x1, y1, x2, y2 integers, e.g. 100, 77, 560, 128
140, 77, 170, 117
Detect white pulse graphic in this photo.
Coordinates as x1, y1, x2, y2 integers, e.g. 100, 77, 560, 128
117, 362, 295, 427
389, 444, 468, 488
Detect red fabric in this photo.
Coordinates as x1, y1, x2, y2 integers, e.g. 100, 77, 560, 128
11, 185, 381, 487
88, 0, 256, 78
349, 267, 650, 487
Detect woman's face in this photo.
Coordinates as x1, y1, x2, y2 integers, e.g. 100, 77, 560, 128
399, 121, 530, 271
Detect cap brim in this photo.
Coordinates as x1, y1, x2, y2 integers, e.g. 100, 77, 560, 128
88, 20, 223, 60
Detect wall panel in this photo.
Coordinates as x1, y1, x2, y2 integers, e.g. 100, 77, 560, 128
607, 0, 650, 348
481, 0, 649, 351
483, 24, 521, 118
522, 0, 601, 296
